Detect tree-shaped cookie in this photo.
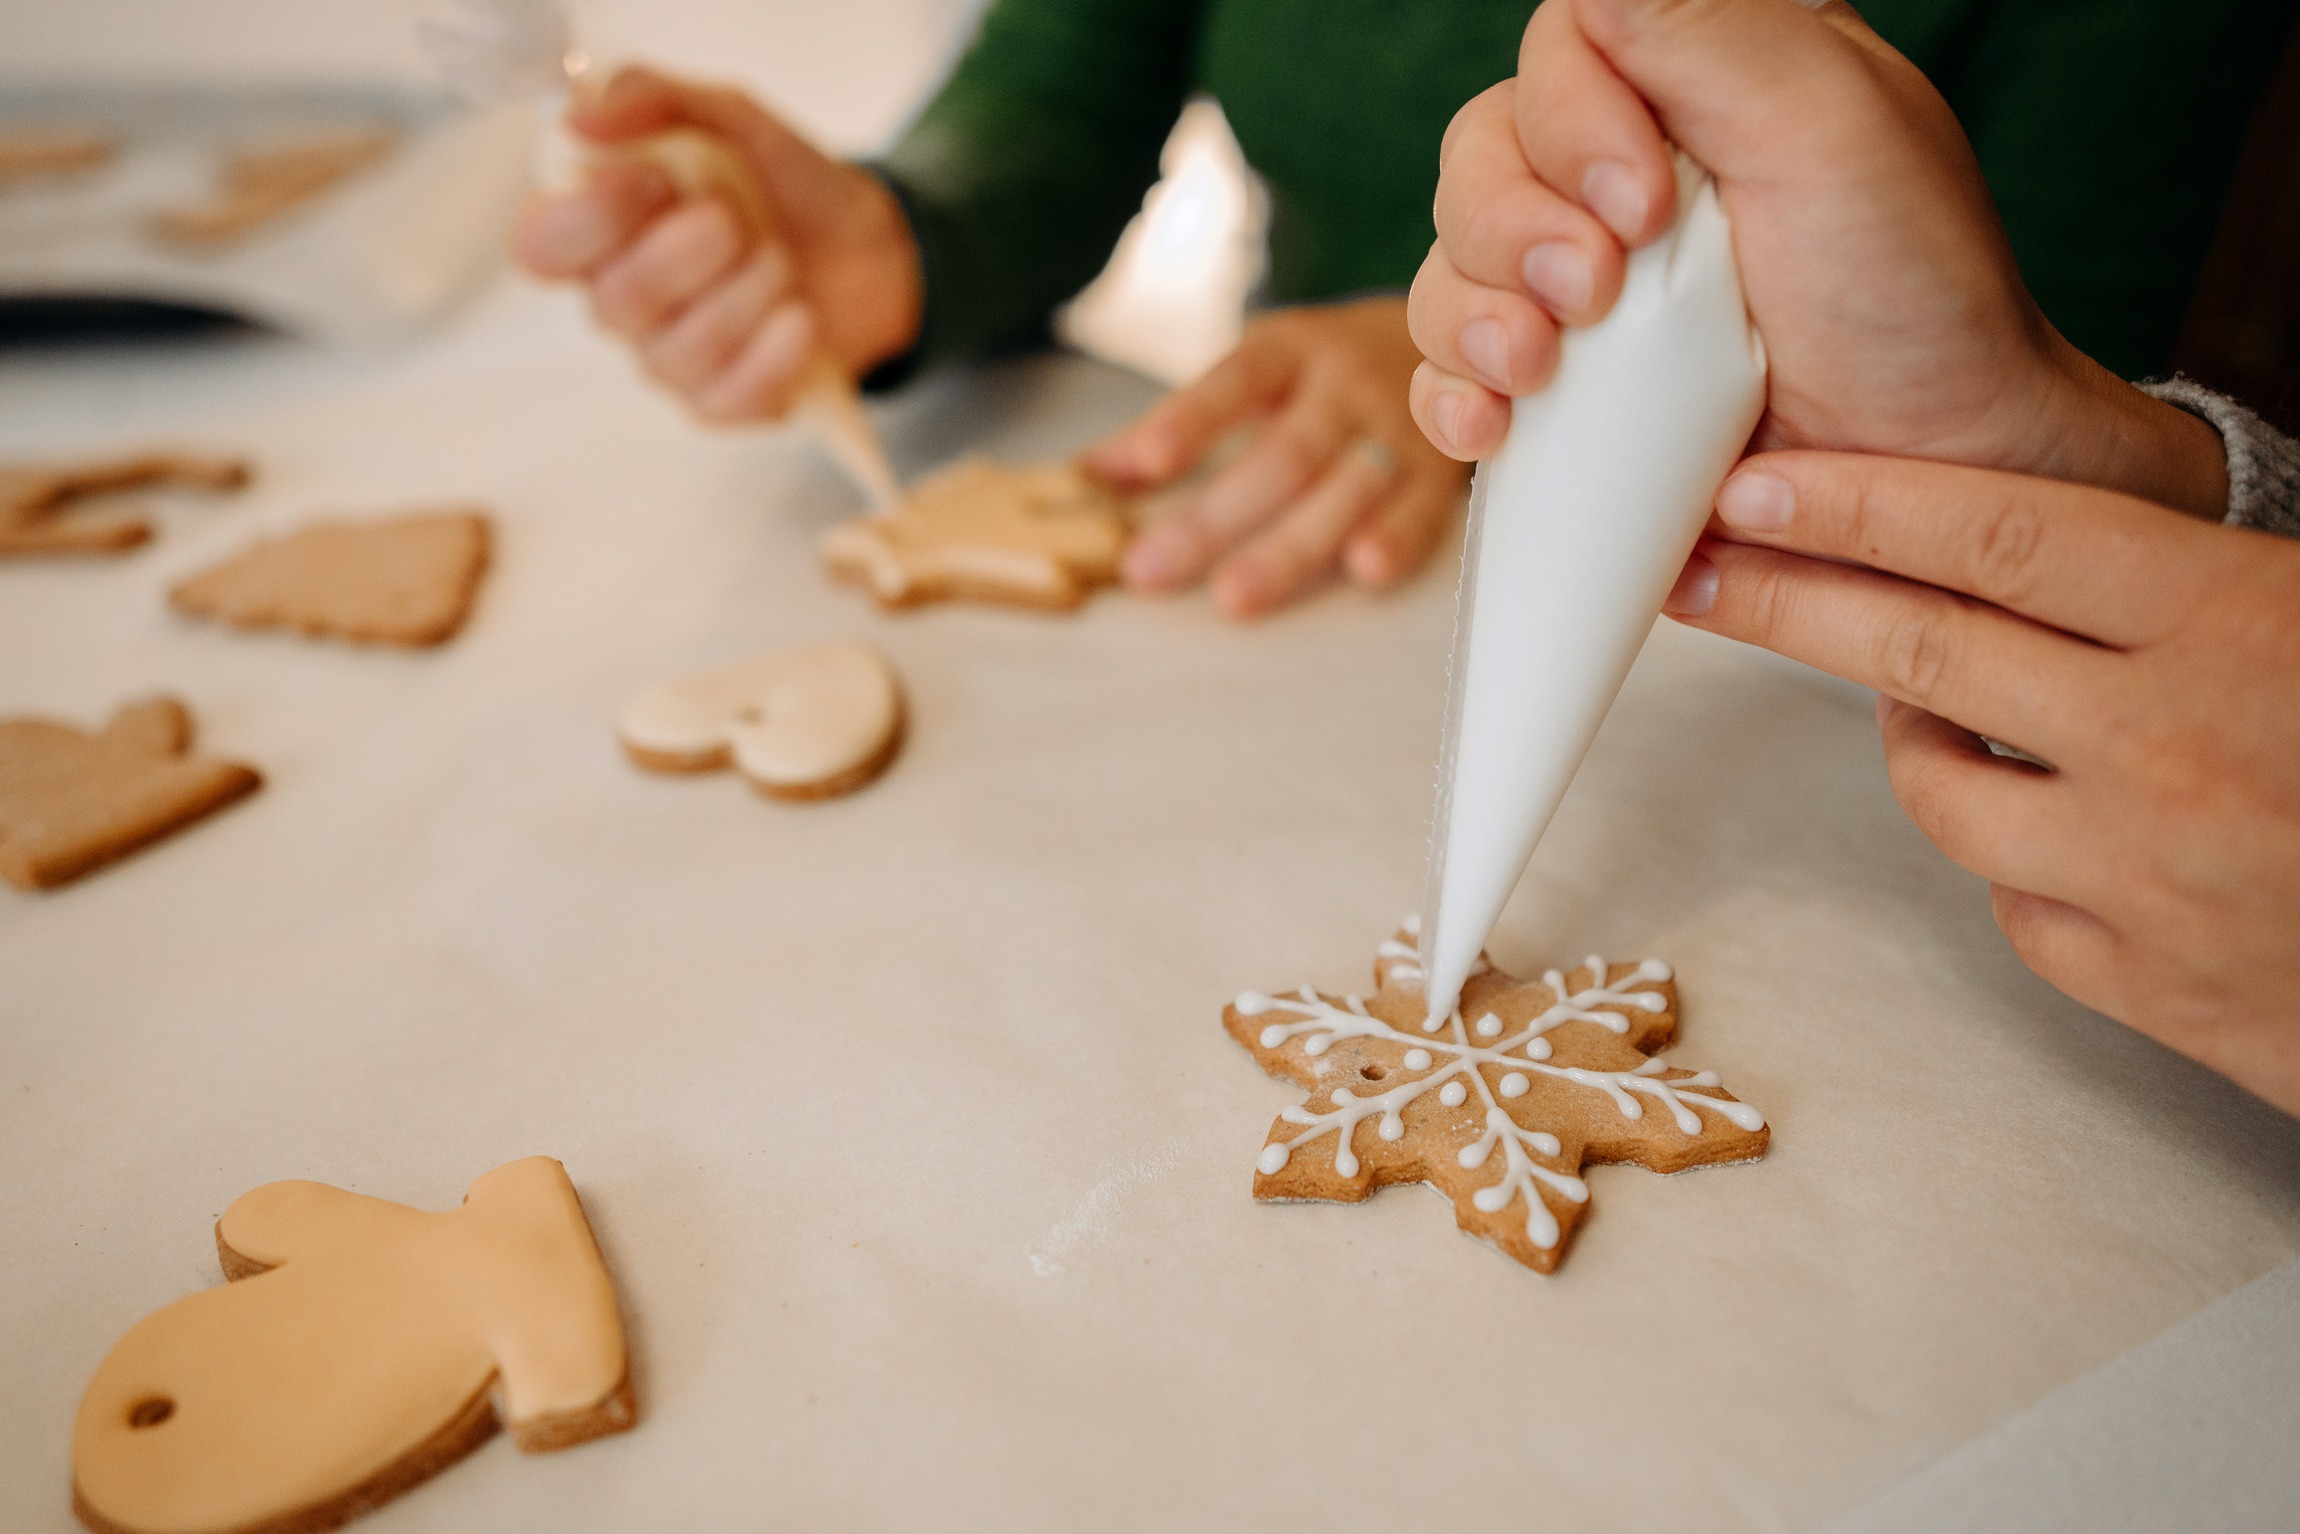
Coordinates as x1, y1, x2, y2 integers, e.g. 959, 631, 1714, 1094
73, 1157, 635, 1534
618, 641, 905, 799
0, 697, 260, 891
1226, 922, 1768, 1273
170, 509, 491, 646
820, 455, 1129, 610
0, 453, 249, 557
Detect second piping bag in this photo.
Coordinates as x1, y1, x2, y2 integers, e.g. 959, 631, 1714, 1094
1418, 151, 1766, 1029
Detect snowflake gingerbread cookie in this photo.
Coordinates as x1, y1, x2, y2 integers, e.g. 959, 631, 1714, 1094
1225, 920, 1768, 1273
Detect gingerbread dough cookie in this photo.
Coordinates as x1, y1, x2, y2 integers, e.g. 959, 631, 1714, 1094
619, 641, 904, 800
0, 453, 250, 558
170, 509, 491, 647
1226, 921, 1768, 1274
820, 455, 1129, 611
151, 125, 399, 248
0, 698, 260, 891
73, 1157, 635, 1534
0, 127, 113, 188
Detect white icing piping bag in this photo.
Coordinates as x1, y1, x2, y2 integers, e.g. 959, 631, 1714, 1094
1418, 152, 1767, 1028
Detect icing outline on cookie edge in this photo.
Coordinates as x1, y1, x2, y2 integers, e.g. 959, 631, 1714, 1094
1226, 916, 1768, 1273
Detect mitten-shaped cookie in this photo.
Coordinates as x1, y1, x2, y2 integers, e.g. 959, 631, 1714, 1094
0, 697, 260, 890
618, 641, 904, 799
73, 1157, 635, 1534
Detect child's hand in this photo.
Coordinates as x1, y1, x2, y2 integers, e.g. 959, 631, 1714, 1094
1084, 297, 1469, 619
512, 67, 922, 422
1404, 0, 2226, 520
1666, 450, 2300, 1116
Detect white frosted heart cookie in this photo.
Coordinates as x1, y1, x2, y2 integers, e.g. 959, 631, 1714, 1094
618, 641, 904, 800
71, 1157, 635, 1534
1226, 921, 1768, 1274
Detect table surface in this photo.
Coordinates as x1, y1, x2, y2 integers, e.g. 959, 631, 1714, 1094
8, 6, 2300, 1532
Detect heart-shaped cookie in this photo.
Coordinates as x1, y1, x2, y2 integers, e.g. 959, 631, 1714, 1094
617, 641, 904, 800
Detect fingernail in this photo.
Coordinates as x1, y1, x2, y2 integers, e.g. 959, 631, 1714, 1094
1459, 318, 1513, 391
1212, 563, 1266, 617
1520, 241, 1592, 316
1345, 535, 1393, 586
1431, 387, 1466, 450
1122, 528, 1185, 588
1663, 552, 1718, 617
1582, 160, 1649, 242
1717, 470, 1793, 531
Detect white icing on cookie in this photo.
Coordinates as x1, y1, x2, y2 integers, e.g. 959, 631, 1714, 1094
1235, 955, 1761, 1251
617, 642, 901, 796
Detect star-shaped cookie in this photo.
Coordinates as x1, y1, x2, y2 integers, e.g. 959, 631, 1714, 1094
0, 453, 249, 557
1226, 924, 1768, 1273
820, 456, 1128, 611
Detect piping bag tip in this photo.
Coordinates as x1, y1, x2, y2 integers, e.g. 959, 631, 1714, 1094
1415, 152, 1765, 1014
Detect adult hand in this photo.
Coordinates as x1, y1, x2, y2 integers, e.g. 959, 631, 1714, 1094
1084, 297, 1470, 618
1665, 452, 2300, 1116
1404, 0, 2227, 520
512, 67, 922, 422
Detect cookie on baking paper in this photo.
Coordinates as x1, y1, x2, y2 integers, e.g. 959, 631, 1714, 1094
72, 1157, 635, 1534
0, 697, 260, 891
619, 641, 905, 800
0, 453, 250, 558
150, 126, 399, 249
0, 127, 113, 188
820, 455, 1129, 611
170, 509, 491, 647
1225, 921, 1768, 1274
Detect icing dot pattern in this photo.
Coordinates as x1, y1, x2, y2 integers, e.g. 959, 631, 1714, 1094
1225, 923, 1769, 1274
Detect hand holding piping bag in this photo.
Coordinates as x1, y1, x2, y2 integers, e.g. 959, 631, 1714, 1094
1410, 0, 2300, 1119
515, 68, 917, 507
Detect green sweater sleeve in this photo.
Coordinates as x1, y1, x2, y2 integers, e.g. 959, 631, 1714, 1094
1907, 0, 2296, 381
872, 0, 1201, 376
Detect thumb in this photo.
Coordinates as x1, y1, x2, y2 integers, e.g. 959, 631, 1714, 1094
1527, 0, 1923, 242
1582, 0, 1907, 163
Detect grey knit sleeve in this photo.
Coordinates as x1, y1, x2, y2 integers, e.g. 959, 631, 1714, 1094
2138, 378, 2300, 538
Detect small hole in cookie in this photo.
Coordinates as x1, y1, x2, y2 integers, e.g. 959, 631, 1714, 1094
127, 1397, 175, 1429
735, 706, 765, 725
1360, 1064, 1388, 1081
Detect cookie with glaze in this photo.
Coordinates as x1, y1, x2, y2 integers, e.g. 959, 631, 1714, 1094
72, 1157, 636, 1534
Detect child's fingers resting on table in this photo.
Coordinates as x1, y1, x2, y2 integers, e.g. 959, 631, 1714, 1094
1084, 297, 1470, 619
1662, 449, 2300, 1114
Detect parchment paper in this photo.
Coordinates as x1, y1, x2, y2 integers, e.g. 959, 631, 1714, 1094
5, 326, 2299, 1534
